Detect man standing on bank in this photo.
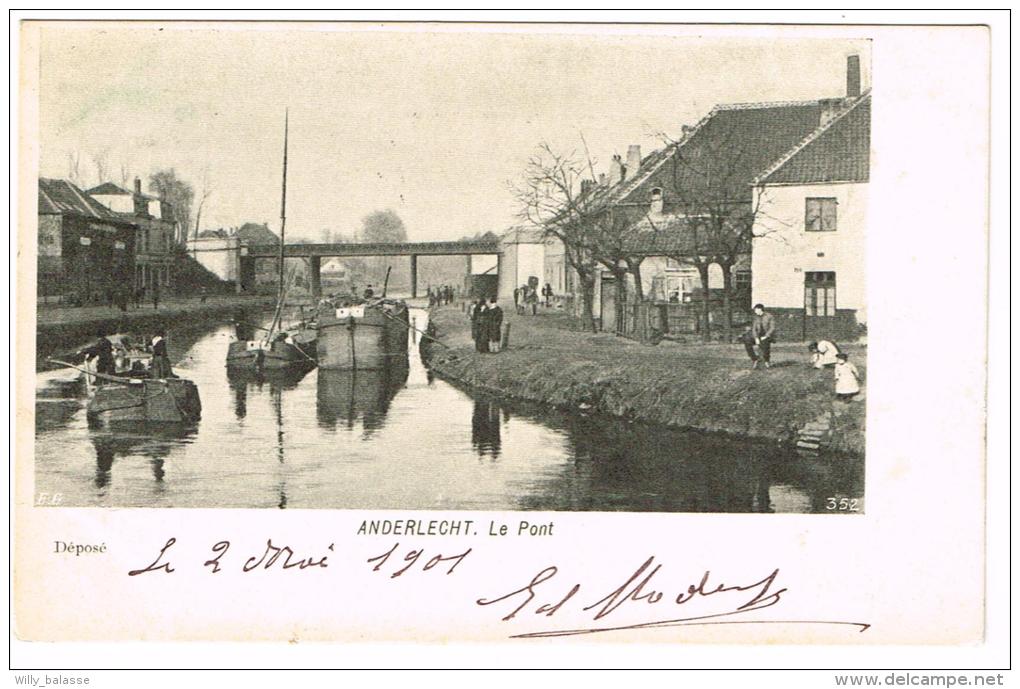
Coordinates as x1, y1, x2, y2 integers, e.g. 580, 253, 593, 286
751, 303, 776, 369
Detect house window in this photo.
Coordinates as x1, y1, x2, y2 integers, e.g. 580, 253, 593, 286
805, 198, 838, 232
804, 271, 837, 316
734, 270, 751, 292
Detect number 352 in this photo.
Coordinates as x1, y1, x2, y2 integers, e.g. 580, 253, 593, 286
826, 497, 861, 511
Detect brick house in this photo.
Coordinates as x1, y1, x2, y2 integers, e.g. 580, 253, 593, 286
37, 178, 137, 305
87, 179, 178, 293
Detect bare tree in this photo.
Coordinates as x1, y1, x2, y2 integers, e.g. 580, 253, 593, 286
193, 168, 213, 251
119, 160, 133, 187
67, 151, 84, 187
651, 121, 774, 341
91, 151, 110, 186
512, 142, 602, 333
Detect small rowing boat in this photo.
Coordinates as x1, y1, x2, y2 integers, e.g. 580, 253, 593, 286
49, 359, 202, 425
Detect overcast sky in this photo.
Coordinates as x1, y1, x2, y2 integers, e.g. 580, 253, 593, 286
37, 24, 870, 242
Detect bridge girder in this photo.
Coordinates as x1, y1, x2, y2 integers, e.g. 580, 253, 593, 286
244, 240, 502, 259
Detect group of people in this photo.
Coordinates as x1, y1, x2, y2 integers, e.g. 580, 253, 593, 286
80, 326, 174, 382
738, 303, 861, 402
427, 285, 456, 308
469, 298, 504, 353
71, 283, 163, 312
513, 282, 554, 315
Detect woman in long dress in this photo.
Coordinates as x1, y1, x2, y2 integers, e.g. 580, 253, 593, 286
149, 328, 174, 379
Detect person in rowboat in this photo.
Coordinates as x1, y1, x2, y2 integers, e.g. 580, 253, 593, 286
81, 328, 116, 379
149, 328, 174, 379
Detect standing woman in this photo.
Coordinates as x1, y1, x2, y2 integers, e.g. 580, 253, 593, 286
149, 327, 174, 379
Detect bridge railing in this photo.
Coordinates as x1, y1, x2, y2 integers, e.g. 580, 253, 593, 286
243, 240, 502, 258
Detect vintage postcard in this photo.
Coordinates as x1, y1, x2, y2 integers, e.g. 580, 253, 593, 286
12, 18, 995, 657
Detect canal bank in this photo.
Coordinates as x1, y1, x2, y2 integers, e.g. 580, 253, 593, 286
34, 294, 277, 370
422, 307, 866, 457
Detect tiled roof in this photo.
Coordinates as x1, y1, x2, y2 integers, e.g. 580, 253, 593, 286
617, 215, 701, 256
500, 226, 546, 244
586, 99, 828, 210
756, 93, 871, 185
87, 181, 159, 201
86, 182, 132, 196
38, 178, 130, 222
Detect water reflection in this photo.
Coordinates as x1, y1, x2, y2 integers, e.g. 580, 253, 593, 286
475, 397, 864, 514
226, 364, 315, 420
471, 399, 503, 460
90, 423, 197, 490
316, 364, 408, 435
34, 307, 864, 513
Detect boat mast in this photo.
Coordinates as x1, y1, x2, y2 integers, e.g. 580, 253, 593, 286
268, 109, 289, 339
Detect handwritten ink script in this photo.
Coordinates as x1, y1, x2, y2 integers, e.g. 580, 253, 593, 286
476, 556, 870, 638
127, 539, 868, 638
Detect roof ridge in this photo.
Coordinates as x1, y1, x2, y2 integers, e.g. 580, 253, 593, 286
88, 182, 133, 194
752, 92, 871, 185
596, 107, 718, 204
713, 98, 823, 112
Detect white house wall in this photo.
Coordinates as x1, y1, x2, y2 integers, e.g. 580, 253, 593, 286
89, 193, 134, 214
752, 182, 867, 322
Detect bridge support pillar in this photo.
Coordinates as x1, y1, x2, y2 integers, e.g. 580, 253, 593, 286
309, 256, 322, 299
495, 253, 503, 301
239, 256, 256, 293
410, 254, 418, 298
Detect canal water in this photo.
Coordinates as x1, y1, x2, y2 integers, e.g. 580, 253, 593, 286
33, 308, 864, 513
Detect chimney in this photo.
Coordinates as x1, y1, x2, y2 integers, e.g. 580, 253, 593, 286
598, 173, 607, 186
580, 179, 593, 195
818, 98, 845, 128
134, 177, 142, 196
649, 188, 664, 216
846, 54, 861, 98
625, 145, 642, 181
608, 154, 624, 185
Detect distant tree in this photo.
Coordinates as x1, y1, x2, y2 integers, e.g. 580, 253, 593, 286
148, 169, 195, 245
91, 151, 110, 186
66, 152, 84, 187
119, 160, 133, 187
193, 167, 213, 250
360, 209, 407, 244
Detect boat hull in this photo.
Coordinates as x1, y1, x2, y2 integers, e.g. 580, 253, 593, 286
317, 304, 409, 370
86, 378, 202, 424
226, 333, 316, 370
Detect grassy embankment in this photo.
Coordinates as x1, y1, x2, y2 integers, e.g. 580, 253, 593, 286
423, 306, 866, 456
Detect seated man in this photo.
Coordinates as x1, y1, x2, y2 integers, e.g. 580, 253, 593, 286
808, 340, 841, 369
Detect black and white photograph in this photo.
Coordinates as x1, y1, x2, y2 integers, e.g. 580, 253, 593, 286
12, 16, 1001, 665
31, 26, 869, 514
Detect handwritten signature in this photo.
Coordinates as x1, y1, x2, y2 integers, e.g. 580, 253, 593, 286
127, 540, 869, 638
477, 556, 870, 638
